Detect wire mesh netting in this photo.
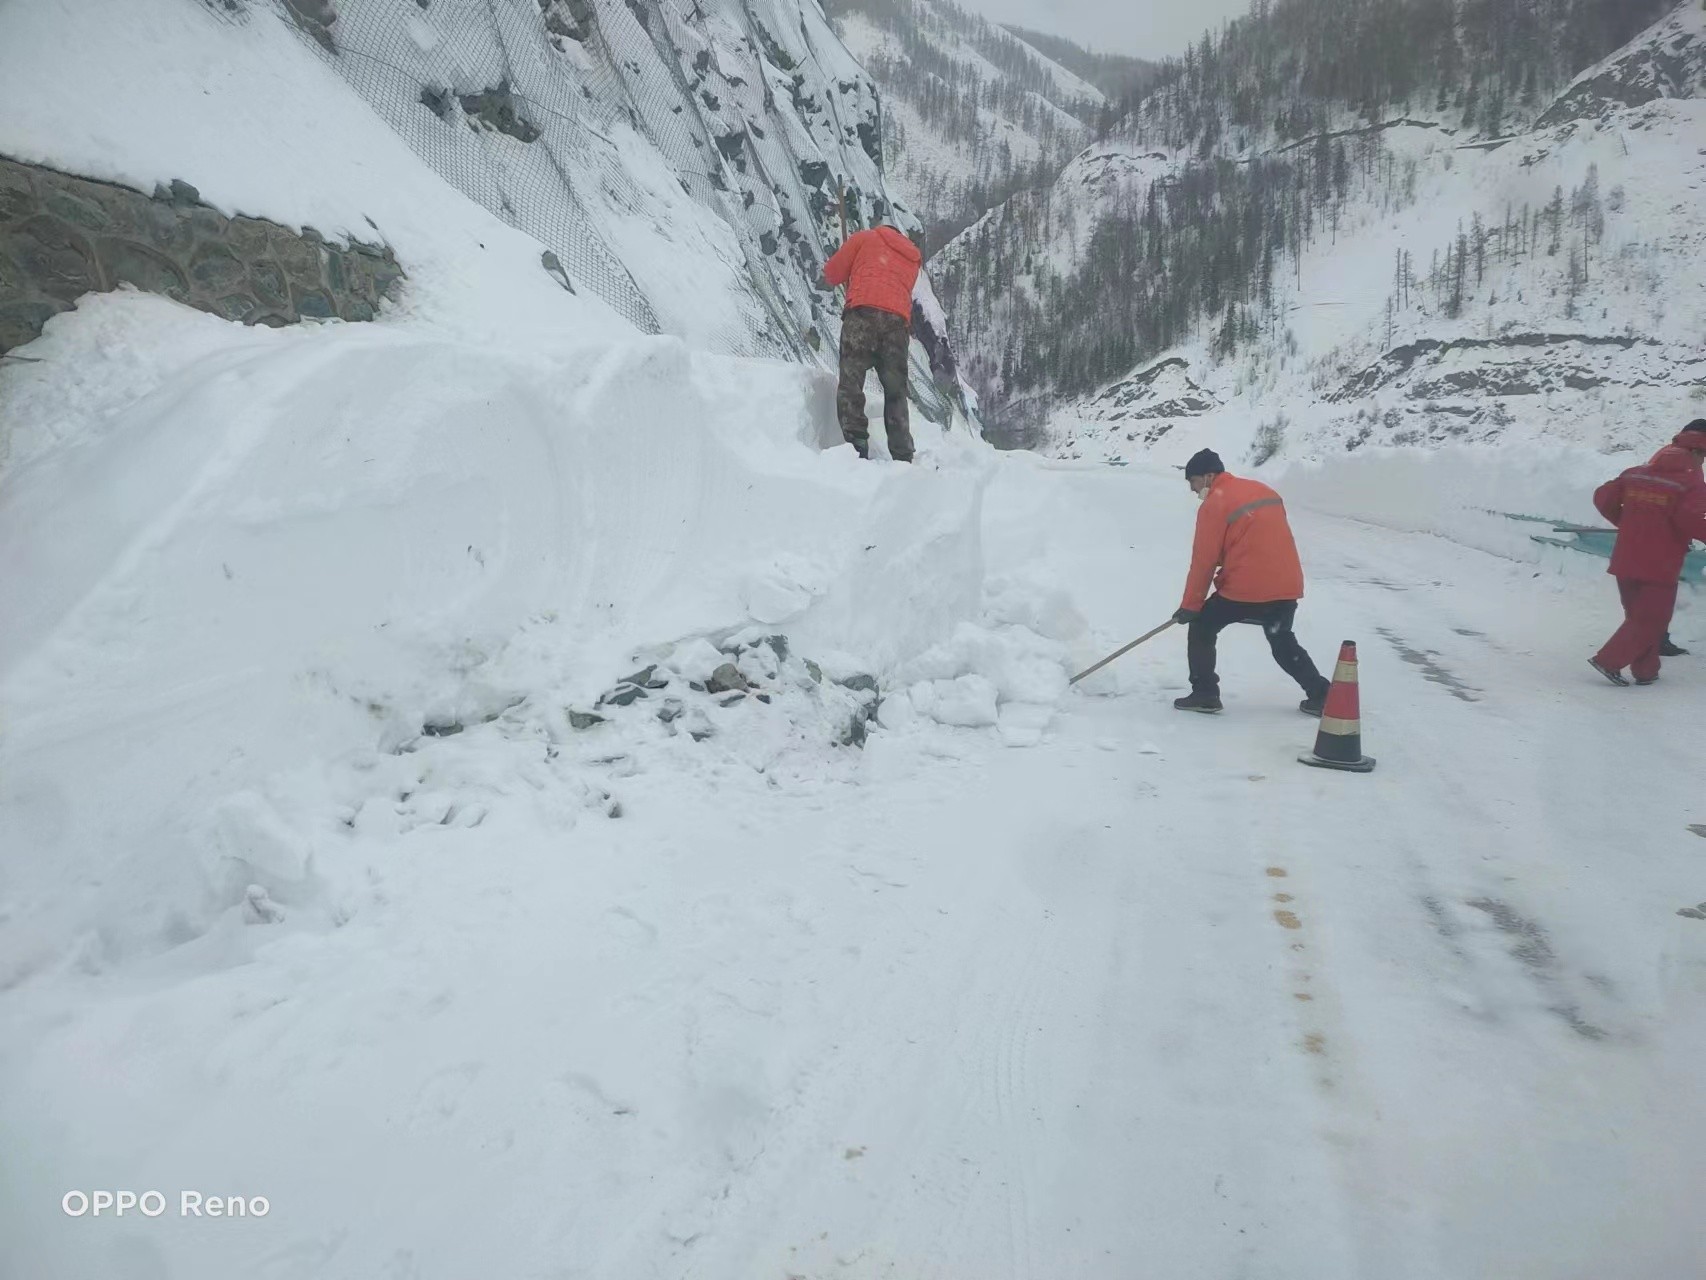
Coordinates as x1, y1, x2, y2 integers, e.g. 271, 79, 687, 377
282, 0, 663, 335
261, 0, 973, 422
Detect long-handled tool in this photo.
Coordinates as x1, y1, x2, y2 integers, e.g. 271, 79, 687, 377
1070, 620, 1177, 686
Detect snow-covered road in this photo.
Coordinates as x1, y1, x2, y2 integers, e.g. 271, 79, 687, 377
5, 451, 1702, 1280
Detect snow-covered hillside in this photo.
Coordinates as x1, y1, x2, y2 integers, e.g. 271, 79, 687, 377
0, 0, 975, 427
824, 0, 1110, 249
1063, 97, 1705, 467
934, 0, 1704, 461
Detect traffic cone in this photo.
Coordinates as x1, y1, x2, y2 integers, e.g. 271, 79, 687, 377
1299, 641, 1376, 774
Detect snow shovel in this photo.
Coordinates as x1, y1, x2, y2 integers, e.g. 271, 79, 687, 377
1070, 620, 1177, 686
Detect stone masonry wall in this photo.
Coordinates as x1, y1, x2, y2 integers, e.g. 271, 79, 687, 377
0, 154, 405, 354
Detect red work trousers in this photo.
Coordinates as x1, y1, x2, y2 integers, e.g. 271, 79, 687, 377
1594, 578, 1679, 683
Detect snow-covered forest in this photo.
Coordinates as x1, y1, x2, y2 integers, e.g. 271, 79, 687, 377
933, 0, 1703, 454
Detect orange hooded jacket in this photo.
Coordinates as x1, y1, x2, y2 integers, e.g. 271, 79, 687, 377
823, 226, 922, 322
1180, 472, 1307, 611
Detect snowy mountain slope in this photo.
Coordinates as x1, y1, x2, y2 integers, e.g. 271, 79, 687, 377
997, 22, 1157, 103
1538, 0, 1706, 128
0, 0, 975, 425
1062, 115, 1705, 466
824, 0, 1108, 248
935, 0, 1706, 460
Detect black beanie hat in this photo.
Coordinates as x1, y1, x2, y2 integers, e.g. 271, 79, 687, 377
1184, 449, 1225, 480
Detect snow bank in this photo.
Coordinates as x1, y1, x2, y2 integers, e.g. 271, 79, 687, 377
0, 290, 987, 988
1275, 442, 1616, 561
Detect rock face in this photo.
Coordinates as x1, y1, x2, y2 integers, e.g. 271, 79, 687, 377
0, 154, 404, 353
277, 0, 976, 429
1537, 4, 1706, 130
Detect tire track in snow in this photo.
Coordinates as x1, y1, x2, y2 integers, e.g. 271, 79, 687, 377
1339, 546, 1644, 1042
1291, 510, 1706, 1273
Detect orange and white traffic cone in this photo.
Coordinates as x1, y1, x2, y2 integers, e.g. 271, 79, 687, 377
1299, 641, 1376, 774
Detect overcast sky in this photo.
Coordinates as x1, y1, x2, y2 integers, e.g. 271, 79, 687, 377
952, 0, 1254, 58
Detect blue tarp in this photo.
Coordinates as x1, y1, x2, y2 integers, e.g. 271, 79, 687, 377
1499, 512, 1706, 581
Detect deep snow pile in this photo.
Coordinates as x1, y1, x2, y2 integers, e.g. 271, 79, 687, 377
0, 287, 1075, 992
0, 0, 1051, 1014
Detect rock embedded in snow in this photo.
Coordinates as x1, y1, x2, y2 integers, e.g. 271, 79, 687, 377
706, 662, 750, 694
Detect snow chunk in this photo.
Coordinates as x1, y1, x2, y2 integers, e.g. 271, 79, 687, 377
896, 622, 1070, 708
983, 577, 1088, 644
997, 703, 1054, 748
909, 675, 999, 728
876, 688, 918, 731
740, 554, 829, 625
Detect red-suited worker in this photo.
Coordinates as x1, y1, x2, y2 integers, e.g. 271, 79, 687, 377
1589, 422, 1706, 686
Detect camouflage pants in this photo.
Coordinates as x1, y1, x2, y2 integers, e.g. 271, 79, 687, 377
837, 306, 913, 462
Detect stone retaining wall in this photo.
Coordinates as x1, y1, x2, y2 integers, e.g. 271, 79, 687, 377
0, 154, 405, 353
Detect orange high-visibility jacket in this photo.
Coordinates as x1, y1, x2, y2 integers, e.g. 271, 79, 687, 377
1180, 472, 1307, 611
823, 226, 922, 321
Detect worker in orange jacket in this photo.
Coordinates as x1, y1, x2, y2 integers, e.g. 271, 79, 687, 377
823, 225, 922, 462
1171, 450, 1332, 715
